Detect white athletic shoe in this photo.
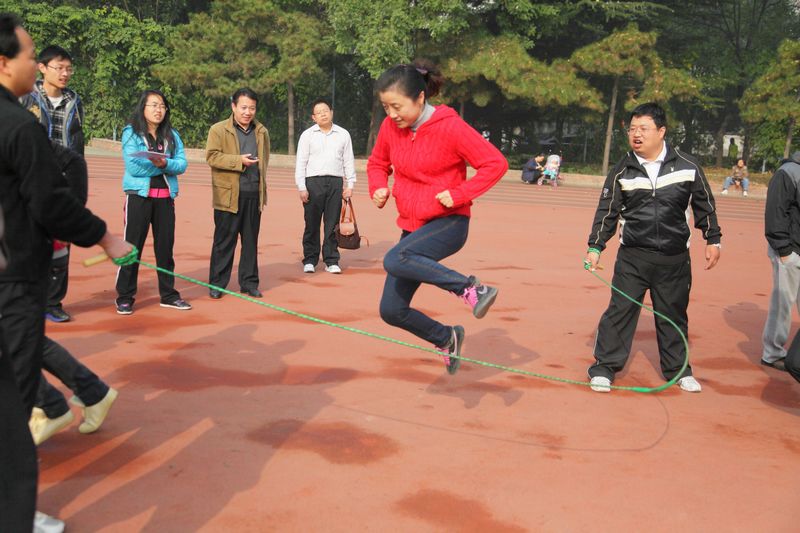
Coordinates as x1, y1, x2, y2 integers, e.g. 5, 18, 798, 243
303, 263, 315, 273
743, 191, 748, 197
678, 376, 702, 392
325, 264, 342, 274
721, 189, 728, 195
34, 511, 65, 533
590, 376, 611, 393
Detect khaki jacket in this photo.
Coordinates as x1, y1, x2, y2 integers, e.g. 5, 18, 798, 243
206, 115, 270, 213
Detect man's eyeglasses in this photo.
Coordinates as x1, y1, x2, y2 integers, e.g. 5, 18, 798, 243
46, 65, 74, 75
627, 126, 659, 135
145, 104, 168, 111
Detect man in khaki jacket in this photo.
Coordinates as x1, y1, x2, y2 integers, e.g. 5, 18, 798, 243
206, 87, 270, 298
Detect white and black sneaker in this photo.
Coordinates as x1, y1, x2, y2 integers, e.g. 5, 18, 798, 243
160, 298, 192, 310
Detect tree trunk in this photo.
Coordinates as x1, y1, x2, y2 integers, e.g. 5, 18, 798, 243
287, 81, 295, 155
742, 123, 751, 163
366, 94, 383, 154
459, 101, 465, 119
714, 112, 731, 168
602, 76, 619, 176
785, 117, 795, 159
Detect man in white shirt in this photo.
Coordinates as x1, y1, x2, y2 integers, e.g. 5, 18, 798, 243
295, 98, 356, 274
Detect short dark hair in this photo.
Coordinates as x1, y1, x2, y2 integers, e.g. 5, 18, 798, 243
38, 45, 72, 65
311, 98, 332, 113
375, 59, 444, 100
231, 87, 258, 105
0, 13, 22, 59
629, 102, 667, 130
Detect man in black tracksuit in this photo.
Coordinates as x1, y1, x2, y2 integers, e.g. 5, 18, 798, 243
583, 102, 722, 393
0, 15, 130, 530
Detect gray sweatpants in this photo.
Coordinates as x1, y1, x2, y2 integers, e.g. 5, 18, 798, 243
762, 247, 800, 362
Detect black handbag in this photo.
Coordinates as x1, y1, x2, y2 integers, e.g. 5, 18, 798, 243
336, 198, 365, 250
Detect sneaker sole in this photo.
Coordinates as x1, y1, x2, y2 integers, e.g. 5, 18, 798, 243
472, 287, 498, 319
160, 303, 192, 310
116, 309, 133, 315
447, 325, 465, 375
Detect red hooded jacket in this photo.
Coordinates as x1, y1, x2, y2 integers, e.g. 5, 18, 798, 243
367, 105, 507, 232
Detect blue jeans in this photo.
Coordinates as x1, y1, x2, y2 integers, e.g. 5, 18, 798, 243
723, 176, 749, 191
380, 215, 471, 347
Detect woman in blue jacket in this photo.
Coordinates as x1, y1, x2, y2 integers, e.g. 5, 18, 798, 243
115, 89, 190, 314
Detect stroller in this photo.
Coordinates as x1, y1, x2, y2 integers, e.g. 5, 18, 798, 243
538, 154, 561, 187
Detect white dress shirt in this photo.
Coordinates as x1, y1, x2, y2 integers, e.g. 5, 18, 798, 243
295, 123, 356, 191
633, 142, 667, 185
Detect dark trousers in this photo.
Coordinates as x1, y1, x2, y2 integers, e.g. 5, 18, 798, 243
784, 332, 800, 384
116, 194, 179, 305
46, 250, 69, 312
209, 195, 262, 291
37, 337, 109, 418
0, 340, 37, 533
380, 215, 471, 347
302, 176, 342, 267
589, 246, 693, 382
0, 283, 43, 531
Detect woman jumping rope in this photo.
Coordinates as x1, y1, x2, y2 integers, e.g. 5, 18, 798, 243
367, 60, 508, 375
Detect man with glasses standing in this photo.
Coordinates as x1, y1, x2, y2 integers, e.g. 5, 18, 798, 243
583, 102, 722, 393
295, 98, 356, 274
20, 45, 84, 323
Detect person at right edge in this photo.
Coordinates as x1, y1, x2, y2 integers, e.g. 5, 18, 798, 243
762, 150, 800, 382
367, 60, 507, 375
584, 102, 722, 393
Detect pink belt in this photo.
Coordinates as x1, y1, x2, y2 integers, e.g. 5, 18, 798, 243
148, 188, 171, 198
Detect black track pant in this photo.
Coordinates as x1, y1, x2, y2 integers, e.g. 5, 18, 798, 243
46, 250, 69, 312
209, 195, 262, 291
589, 246, 693, 382
0, 283, 43, 532
116, 194, 179, 305
302, 176, 342, 267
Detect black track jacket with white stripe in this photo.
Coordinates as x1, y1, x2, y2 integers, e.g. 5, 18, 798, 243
588, 144, 722, 256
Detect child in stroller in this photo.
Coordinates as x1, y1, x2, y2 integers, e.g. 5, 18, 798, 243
539, 154, 561, 187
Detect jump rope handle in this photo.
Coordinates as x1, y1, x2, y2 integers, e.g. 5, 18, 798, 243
83, 246, 139, 267
83, 252, 109, 267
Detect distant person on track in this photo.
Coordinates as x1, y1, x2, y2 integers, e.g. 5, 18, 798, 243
521, 154, 544, 184
206, 88, 270, 299
367, 60, 508, 375
721, 158, 749, 197
295, 98, 356, 274
115, 89, 190, 315
584, 102, 722, 393
762, 150, 800, 378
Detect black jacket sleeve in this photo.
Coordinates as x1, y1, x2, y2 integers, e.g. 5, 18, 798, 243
587, 161, 626, 251
14, 120, 105, 246
764, 168, 796, 256
51, 143, 89, 206
689, 163, 722, 245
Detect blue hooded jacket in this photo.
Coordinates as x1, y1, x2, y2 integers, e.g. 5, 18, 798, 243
121, 124, 187, 198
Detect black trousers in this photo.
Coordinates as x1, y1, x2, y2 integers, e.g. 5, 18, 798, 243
37, 337, 109, 418
302, 176, 342, 267
209, 194, 262, 291
589, 246, 693, 382
0, 339, 37, 533
46, 250, 69, 312
0, 283, 43, 531
784, 331, 800, 384
116, 194, 179, 305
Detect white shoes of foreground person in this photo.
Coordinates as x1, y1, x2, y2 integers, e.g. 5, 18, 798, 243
325, 264, 342, 274
34, 511, 65, 533
29, 408, 74, 445
70, 387, 119, 433
589, 375, 702, 393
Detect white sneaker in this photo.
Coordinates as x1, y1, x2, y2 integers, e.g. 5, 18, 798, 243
590, 376, 611, 393
678, 376, 702, 392
303, 263, 315, 273
721, 189, 728, 195
29, 408, 74, 445
743, 191, 748, 197
325, 264, 342, 274
34, 511, 65, 533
